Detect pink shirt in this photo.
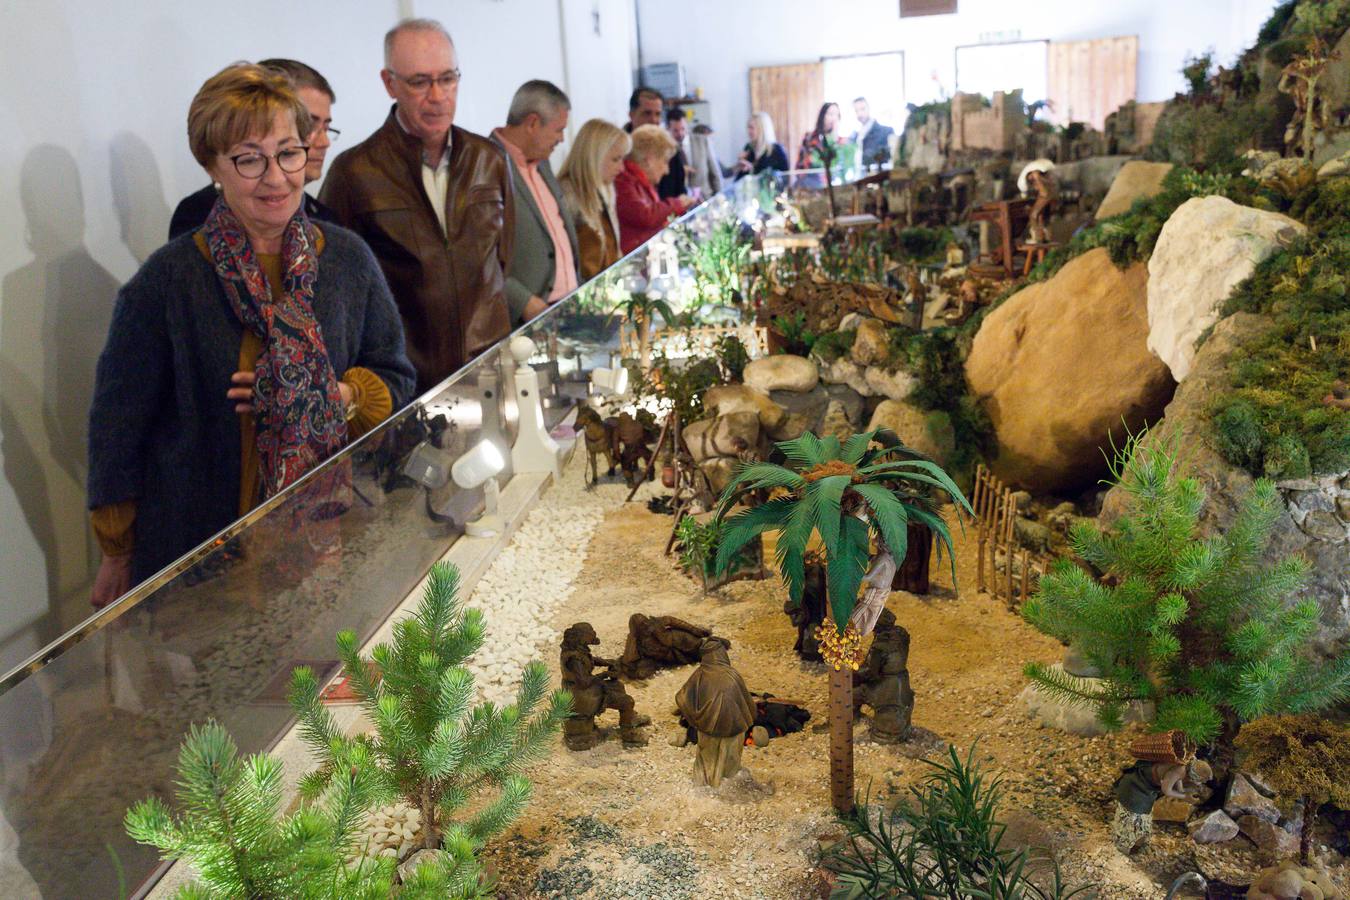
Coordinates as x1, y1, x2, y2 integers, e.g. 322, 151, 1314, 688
493, 130, 578, 302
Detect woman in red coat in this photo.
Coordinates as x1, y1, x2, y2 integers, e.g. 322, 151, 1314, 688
615, 124, 692, 254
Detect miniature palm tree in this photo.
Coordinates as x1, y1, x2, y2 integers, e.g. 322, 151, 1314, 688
289, 562, 571, 856
124, 720, 484, 898
612, 291, 675, 375
711, 431, 971, 812
1236, 715, 1350, 864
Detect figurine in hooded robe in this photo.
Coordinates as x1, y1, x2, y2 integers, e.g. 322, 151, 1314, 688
676, 638, 755, 787
619, 614, 714, 680
785, 553, 828, 661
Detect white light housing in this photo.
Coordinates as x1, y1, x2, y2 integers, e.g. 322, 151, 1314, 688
451, 440, 506, 538
590, 365, 629, 397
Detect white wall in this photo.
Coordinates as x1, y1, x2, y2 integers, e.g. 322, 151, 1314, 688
0, 0, 636, 672
635, 0, 1281, 161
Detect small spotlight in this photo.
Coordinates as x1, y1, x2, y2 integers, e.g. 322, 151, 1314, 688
452, 440, 506, 537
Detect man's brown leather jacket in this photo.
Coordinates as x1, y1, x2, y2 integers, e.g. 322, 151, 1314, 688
321, 107, 513, 393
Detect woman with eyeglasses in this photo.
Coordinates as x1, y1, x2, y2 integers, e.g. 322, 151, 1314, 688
86, 63, 415, 607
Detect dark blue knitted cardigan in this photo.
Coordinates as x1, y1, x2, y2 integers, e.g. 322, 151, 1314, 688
87, 224, 417, 583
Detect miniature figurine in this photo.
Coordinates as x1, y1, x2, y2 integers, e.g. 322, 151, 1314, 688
619, 614, 715, 680
1278, 35, 1338, 160
943, 241, 966, 269
1017, 160, 1057, 245
784, 553, 828, 661
559, 622, 649, 749
576, 404, 618, 486
1109, 731, 1209, 854
852, 609, 915, 743
904, 267, 928, 331
675, 638, 755, 787
614, 410, 658, 488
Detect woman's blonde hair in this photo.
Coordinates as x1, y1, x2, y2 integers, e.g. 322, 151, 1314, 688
750, 111, 776, 160
187, 63, 311, 168
559, 119, 630, 233
628, 123, 677, 166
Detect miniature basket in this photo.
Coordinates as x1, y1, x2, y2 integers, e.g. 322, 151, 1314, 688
1128, 730, 1196, 765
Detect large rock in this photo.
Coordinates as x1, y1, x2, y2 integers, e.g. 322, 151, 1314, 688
770, 384, 830, 434
1095, 161, 1173, 220
699, 457, 738, 495
867, 400, 956, 470
824, 383, 865, 427
704, 384, 785, 431
1188, 810, 1240, 844
744, 355, 818, 393
683, 412, 760, 465
1238, 815, 1300, 860
820, 400, 854, 442
851, 318, 891, 367
965, 248, 1175, 493
1225, 773, 1281, 825
1146, 196, 1304, 382
863, 366, 917, 402
1100, 313, 1350, 658
819, 356, 871, 397
1017, 664, 1151, 735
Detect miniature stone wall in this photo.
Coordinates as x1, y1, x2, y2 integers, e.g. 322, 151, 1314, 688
951, 90, 1023, 153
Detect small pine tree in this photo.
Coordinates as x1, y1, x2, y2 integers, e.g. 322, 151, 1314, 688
290, 561, 571, 859
1022, 430, 1350, 757
124, 720, 395, 899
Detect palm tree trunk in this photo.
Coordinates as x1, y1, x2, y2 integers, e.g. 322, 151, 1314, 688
828, 665, 855, 814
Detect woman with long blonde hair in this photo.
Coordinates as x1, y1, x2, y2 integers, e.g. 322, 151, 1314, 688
734, 111, 789, 179
559, 119, 631, 280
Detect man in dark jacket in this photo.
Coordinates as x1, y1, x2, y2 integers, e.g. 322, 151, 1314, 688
168, 58, 340, 238
491, 80, 580, 324
320, 18, 513, 393
657, 106, 691, 200
851, 96, 895, 168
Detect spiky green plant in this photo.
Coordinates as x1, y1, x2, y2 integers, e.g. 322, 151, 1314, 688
712, 431, 971, 812
1022, 429, 1350, 761
123, 720, 482, 899
289, 562, 571, 857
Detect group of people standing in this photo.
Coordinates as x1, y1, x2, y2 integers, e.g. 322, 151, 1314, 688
84, 18, 713, 607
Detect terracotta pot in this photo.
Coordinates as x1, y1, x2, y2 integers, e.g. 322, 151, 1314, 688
661, 464, 676, 488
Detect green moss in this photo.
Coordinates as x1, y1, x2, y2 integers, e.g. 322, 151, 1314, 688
811, 328, 856, 364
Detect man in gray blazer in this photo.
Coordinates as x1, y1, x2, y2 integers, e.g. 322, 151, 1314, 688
491, 80, 580, 323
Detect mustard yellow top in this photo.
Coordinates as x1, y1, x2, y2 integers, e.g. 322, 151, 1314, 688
90, 230, 392, 556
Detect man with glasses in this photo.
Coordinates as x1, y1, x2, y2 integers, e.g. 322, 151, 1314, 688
321, 18, 514, 392
167, 58, 340, 238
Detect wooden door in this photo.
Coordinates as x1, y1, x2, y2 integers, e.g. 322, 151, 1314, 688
749, 62, 824, 166
1046, 36, 1138, 130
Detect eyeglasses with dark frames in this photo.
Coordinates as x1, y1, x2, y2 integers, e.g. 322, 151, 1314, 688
389, 69, 461, 93
227, 146, 309, 179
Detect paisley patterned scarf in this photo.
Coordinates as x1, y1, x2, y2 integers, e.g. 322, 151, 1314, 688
202, 197, 348, 498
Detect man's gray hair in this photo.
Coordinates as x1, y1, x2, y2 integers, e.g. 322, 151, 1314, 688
384, 18, 454, 68
506, 80, 571, 127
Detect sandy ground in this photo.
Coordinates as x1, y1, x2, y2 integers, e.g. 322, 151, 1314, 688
472, 483, 1350, 900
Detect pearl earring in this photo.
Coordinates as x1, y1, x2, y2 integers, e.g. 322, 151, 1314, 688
213, 181, 222, 190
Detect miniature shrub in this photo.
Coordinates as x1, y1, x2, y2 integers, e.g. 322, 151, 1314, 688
636, 347, 722, 424
811, 328, 856, 365
289, 562, 570, 859
1022, 429, 1350, 756
674, 516, 720, 592
1235, 714, 1350, 863
894, 226, 951, 263
821, 744, 1092, 899
713, 332, 750, 382
1259, 0, 1298, 44
771, 311, 818, 357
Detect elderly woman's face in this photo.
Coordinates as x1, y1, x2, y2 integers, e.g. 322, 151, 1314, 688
208, 109, 306, 241
638, 149, 670, 185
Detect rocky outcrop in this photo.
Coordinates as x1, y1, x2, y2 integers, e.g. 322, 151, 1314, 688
1100, 313, 1350, 657
743, 354, 818, 393
850, 318, 891, 367
704, 384, 785, 431
1146, 196, 1304, 382
1095, 160, 1172, 220
818, 355, 917, 403
965, 248, 1175, 493
867, 400, 956, 471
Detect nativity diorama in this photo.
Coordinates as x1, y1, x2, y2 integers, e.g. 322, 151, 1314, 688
85, 4, 1350, 899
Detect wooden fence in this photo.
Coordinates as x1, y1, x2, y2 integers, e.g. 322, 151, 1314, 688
972, 464, 1056, 610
